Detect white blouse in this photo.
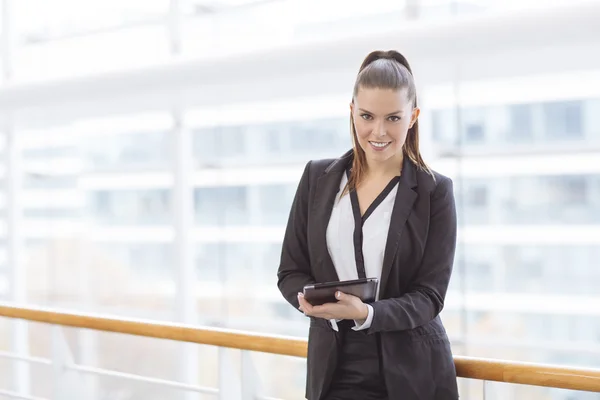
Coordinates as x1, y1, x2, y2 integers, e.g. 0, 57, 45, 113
325, 171, 399, 331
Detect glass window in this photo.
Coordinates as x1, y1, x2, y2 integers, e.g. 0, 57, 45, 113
508, 104, 533, 140
196, 243, 225, 283
586, 99, 600, 140
265, 127, 288, 153
193, 184, 297, 226
193, 117, 347, 167
194, 186, 248, 225
434, 99, 594, 149
504, 248, 544, 293
466, 261, 493, 291
431, 110, 443, 142
461, 108, 486, 144
256, 184, 296, 225
195, 242, 279, 285
460, 245, 498, 292
89, 190, 171, 225
23, 208, 80, 219
465, 184, 487, 208
96, 243, 173, 282
495, 174, 599, 224
217, 126, 247, 158
23, 173, 78, 189
23, 146, 75, 159
543, 101, 583, 139
460, 180, 490, 224
194, 126, 247, 167
430, 109, 459, 149
85, 132, 170, 171
465, 123, 484, 142
547, 176, 587, 206
288, 118, 347, 152
463, 245, 599, 295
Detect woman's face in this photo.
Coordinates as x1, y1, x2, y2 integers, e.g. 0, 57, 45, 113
350, 87, 419, 167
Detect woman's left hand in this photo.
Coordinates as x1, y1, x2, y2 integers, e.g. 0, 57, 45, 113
298, 291, 369, 321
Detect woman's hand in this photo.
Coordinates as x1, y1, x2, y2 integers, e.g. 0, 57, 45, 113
298, 291, 369, 321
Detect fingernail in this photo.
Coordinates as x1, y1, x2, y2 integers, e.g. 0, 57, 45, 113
336, 291, 341, 298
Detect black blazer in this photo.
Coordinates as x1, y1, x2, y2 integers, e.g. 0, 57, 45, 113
277, 150, 459, 400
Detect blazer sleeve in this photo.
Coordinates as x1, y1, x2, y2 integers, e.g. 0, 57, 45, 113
368, 176, 457, 333
277, 161, 315, 311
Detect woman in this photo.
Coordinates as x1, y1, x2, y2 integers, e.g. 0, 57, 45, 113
277, 50, 459, 400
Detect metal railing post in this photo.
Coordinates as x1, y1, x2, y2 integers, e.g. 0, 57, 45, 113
51, 326, 83, 400
218, 347, 242, 400
241, 350, 262, 400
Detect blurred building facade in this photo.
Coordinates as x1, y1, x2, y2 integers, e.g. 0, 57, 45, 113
0, 0, 599, 399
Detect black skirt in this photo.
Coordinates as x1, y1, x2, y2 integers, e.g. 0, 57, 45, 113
323, 320, 388, 400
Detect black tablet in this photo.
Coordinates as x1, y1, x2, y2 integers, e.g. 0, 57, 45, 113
303, 277, 378, 306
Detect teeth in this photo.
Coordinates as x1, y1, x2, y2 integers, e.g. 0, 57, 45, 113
370, 141, 390, 148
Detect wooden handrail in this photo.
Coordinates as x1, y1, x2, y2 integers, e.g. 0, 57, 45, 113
1, 302, 599, 393
0, 302, 308, 358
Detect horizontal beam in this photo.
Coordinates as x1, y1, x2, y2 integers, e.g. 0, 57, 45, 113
65, 363, 219, 395
0, 351, 218, 394
1, 302, 599, 392
0, 390, 45, 400
0, 302, 307, 357
455, 356, 600, 393
0, 223, 597, 245
0, 1, 599, 129
0, 350, 51, 365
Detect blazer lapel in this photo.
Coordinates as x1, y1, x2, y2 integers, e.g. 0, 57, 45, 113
310, 150, 353, 283
379, 156, 418, 297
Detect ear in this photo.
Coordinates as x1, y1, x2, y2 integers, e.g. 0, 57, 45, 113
349, 102, 357, 126
409, 107, 420, 128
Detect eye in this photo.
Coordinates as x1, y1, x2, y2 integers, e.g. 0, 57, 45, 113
360, 113, 373, 121
388, 116, 401, 122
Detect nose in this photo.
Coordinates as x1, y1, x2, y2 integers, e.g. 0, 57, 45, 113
374, 120, 386, 137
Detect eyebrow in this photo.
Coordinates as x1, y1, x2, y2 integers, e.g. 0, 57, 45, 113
358, 108, 404, 116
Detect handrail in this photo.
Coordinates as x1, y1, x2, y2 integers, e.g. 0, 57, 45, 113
0, 302, 307, 358
1, 302, 600, 393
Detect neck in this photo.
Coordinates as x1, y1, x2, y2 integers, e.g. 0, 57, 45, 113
365, 153, 404, 179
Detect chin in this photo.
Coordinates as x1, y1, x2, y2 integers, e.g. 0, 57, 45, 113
362, 147, 404, 169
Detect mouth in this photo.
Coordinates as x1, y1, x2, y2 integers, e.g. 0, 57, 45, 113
369, 141, 392, 150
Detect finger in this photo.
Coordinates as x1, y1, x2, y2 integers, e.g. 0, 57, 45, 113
336, 291, 360, 304
297, 293, 313, 314
335, 291, 350, 302
298, 293, 311, 308
297, 293, 304, 311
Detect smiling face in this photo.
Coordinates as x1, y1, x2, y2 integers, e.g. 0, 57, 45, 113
350, 86, 419, 169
